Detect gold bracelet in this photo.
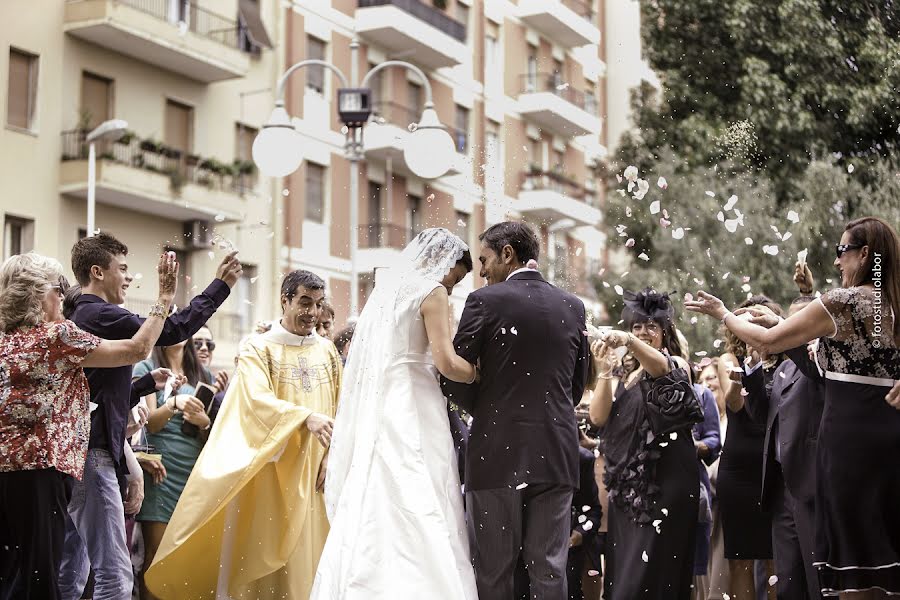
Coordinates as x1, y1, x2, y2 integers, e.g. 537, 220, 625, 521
148, 302, 168, 318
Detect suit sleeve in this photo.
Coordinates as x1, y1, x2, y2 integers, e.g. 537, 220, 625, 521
742, 362, 770, 424
785, 345, 823, 381
440, 293, 485, 413
96, 279, 230, 345
571, 302, 591, 406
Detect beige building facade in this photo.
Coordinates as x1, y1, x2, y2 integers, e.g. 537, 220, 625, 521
2, 0, 650, 355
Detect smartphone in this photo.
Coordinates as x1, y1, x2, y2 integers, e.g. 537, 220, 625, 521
194, 382, 218, 414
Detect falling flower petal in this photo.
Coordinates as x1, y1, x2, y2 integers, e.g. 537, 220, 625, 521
742, 283, 752, 292
847, 164, 854, 174
588, 570, 600, 577
672, 227, 685, 240
426, 193, 435, 202
624, 165, 638, 182
782, 232, 792, 241
638, 252, 650, 261
657, 176, 668, 189
763, 245, 779, 256
698, 357, 712, 368
713, 339, 723, 349
214, 214, 226, 222
662, 208, 670, 219
725, 219, 740, 233
133, 273, 143, 280
615, 173, 622, 183
634, 179, 650, 200
282, 188, 290, 196
642, 551, 649, 562
722, 272, 730, 279
649, 200, 661, 214
625, 238, 635, 248
575, 247, 582, 256
250, 276, 259, 284
515, 482, 528, 490
745, 237, 754, 245
660, 218, 672, 228
717, 211, 725, 222
690, 316, 698, 324
510, 327, 518, 335
614, 285, 624, 296
705, 190, 716, 197
207, 251, 215, 260
684, 293, 694, 302
695, 351, 708, 357
723, 195, 738, 211
625, 206, 633, 217
768, 576, 778, 586
787, 210, 800, 224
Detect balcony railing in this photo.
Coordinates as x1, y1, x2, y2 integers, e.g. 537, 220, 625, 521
520, 73, 599, 116
357, 0, 466, 42
61, 129, 256, 195
371, 101, 418, 129
521, 168, 587, 199
77, 0, 244, 49
358, 222, 416, 250
561, 0, 595, 24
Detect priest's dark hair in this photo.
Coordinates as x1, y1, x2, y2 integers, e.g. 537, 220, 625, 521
281, 269, 326, 300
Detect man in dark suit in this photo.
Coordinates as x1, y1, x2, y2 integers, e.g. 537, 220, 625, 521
741, 296, 825, 600
442, 221, 591, 600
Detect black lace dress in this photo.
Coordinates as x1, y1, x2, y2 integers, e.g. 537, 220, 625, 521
602, 377, 699, 599
813, 287, 900, 596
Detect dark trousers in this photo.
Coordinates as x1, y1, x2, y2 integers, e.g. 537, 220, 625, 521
771, 464, 821, 600
467, 483, 574, 600
0, 468, 72, 600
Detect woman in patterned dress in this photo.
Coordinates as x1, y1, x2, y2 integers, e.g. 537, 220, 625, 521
687, 217, 900, 599
0, 252, 177, 600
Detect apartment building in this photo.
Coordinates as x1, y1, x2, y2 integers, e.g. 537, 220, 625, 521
279, 0, 640, 324
1, 0, 653, 347
1, 0, 283, 366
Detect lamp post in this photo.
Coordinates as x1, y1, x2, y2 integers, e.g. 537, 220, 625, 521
85, 119, 129, 237
251, 36, 455, 317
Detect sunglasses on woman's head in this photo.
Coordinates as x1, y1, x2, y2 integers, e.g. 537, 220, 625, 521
193, 339, 215, 351
835, 243, 863, 258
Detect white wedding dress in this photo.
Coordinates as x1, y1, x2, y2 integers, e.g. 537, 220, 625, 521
311, 229, 478, 600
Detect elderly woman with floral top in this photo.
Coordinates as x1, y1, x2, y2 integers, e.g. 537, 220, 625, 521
0, 251, 177, 600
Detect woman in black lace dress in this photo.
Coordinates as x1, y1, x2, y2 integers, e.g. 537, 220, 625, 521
687, 217, 900, 599
590, 289, 703, 599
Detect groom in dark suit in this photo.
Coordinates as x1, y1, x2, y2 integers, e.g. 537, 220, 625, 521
442, 221, 591, 600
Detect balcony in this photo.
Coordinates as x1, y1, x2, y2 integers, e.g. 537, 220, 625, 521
517, 169, 602, 227
59, 130, 252, 223
363, 102, 465, 177
356, 0, 468, 70
357, 222, 417, 272
518, 73, 603, 137
517, 0, 600, 48
63, 0, 251, 82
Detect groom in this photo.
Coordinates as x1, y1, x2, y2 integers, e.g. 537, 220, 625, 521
442, 221, 591, 600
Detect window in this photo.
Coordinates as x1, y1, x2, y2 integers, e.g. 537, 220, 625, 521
367, 181, 382, 247
485, 33, 500, 90
526, 51, 538, 91
455, 2, 470, 44
584, 79, 597, 115
235, 123, 258, 161
305, 162, 325, 223
455, 105, 469, 153
529, 138, 543, 169
368, 62, 382, 108
455, 211, 470, 242
7, 48, 39, 131
552, 60, 564, 90
485, 122, 502, 193
306, 36, 326, 94
3, 216, 34, 259
164, 99, 193, 153
80, 72, 113, 131
407, 81, 422, 123
407, 195, 422, 238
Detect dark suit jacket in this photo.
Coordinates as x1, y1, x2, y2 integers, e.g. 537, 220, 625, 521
743, 347, 825, 509
441, 271, 591, 492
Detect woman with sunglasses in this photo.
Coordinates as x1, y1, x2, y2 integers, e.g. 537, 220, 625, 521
686, 217, 900, 600
132, 337, 214, 600
0, 251, 177, 600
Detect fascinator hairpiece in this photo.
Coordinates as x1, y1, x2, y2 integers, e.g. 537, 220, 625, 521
621, 288, 676, 327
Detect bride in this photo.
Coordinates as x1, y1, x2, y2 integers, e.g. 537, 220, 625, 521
311, 228, 479, 600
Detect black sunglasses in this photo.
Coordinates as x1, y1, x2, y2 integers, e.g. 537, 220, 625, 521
193, 339, 216, 351
835, 243, 863, 258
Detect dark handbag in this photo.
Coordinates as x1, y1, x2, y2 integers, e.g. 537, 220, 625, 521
640, 359, 704, 436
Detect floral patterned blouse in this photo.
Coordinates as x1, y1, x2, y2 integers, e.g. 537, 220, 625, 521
0, 320, 101, 479
816, 287, 899, 379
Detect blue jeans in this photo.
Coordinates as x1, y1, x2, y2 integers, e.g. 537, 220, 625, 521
58, 449, 133, 600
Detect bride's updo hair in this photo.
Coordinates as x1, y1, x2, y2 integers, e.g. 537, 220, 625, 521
458, 250, 473, 272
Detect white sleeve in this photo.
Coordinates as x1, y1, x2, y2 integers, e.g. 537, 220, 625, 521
124, 443, 142, 482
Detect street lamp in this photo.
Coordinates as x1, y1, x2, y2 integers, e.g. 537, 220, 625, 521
86, 119, 129, 237
252, 38, 455, 316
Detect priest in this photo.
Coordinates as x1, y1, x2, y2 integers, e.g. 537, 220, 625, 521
144, 270, 341, 600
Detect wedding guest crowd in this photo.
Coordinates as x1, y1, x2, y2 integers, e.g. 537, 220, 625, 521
1, 214, 898, 600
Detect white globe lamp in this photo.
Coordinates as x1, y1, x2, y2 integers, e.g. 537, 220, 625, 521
403, 107, 455, 180
252, 106, 303, 177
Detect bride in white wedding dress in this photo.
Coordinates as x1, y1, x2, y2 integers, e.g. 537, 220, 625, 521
311, 228, 479, 600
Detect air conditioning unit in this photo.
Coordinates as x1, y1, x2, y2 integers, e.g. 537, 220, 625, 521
184, 220, 212, 250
